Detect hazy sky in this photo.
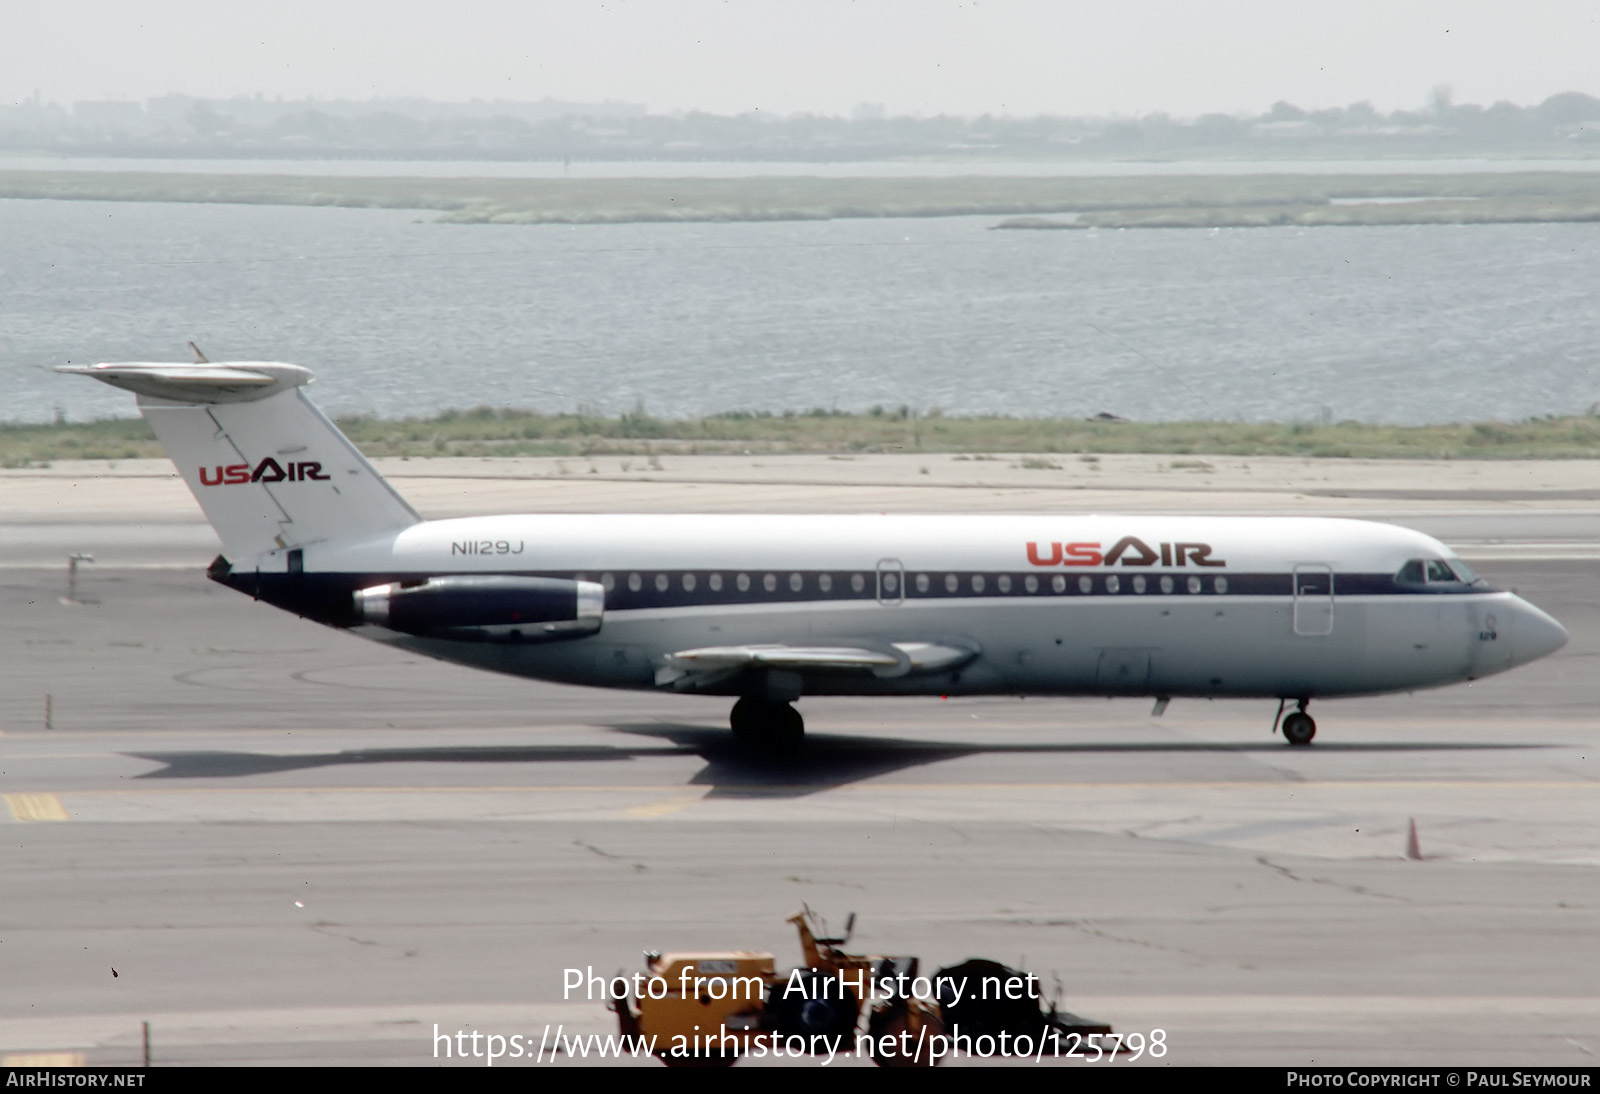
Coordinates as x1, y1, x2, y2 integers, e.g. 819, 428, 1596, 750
7, 0, 1599, 117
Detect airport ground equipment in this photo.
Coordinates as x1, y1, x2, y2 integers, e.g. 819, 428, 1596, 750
611, 908, 1116, 1066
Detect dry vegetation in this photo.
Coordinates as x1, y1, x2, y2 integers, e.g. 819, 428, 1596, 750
3, 407, 1596, 466
4, 169, 1600, 228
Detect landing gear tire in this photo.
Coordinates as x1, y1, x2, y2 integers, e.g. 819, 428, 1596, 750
730, 698, 804, 752
1282, 711, 1317, 746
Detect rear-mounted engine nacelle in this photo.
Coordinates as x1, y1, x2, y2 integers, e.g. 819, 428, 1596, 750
354, 575, 603, 642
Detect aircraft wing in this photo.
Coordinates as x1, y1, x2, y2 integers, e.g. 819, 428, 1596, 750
655, 641, 977, 690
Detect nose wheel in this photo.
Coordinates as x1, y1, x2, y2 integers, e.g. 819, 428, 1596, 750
1281, 710, 1317, 746
730, 697, 805, 751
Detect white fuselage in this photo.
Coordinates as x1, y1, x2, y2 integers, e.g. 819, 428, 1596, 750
61, 361, 1569, 738
274, 513, 1566, 702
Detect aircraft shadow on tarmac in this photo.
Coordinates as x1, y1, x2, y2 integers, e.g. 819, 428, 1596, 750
124, 727, 1544, 799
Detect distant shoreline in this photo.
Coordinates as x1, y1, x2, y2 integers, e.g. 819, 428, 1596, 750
3, 408, 1595, 464
4, 168, 1600, 228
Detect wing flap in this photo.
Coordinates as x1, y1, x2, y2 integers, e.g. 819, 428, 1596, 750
669, 645, 902, 671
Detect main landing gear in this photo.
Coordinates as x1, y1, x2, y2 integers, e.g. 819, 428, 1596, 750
730, 697, 805, 752
1279, 699, 1317, 746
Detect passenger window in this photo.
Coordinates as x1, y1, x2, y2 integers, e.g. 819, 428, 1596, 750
945, 574, 959, 593
763, 573, 777, 592
1078, 575, 1091, 594
1186, 576, 1201, 594
819, 573, 833, 592
972, 574, 986, 593
915, 573, 930, 593
709, 573, 723, 591
1159, 575, 1174, 594
851, 573, 865, 593
1132, 575, 1146, 594
789, 573, 803, 592
682, 573, 696, 591
1052, 575, 1067, 593
737, 573, 751, 592
1106, 575, 1121, 594
997, 574, 1012, 593
1213, 576, 1228, 594
1024, 575, 1039, 593
601, 573, 616, 592
655, 573, 669, 592
628, 572, 642, 592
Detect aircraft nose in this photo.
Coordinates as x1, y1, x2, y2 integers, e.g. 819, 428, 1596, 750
1512, 598, 1568, 665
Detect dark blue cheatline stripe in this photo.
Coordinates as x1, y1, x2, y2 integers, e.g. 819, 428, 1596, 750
233, 565, 1492, 624
436, 569, 1477, 612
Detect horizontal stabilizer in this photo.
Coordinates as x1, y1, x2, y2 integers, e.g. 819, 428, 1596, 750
57, 362, 312, 404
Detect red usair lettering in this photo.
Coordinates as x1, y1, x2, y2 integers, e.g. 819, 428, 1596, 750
1025, 539, 1226, 568
1025, 541, 1107, 566
1175, 542, 1225, 567
199, 464, 250, 486
1063, 542, 1101, 566
1103, 535, 1159, 566
199, 459, 331, 486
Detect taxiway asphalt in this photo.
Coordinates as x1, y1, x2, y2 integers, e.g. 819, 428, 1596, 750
1, 459, 1594, 1067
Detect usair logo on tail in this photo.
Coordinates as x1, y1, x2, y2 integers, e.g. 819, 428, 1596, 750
1026, 536, 1226, 568
199, 458, 331, 486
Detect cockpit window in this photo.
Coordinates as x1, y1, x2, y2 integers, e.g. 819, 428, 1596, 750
1424, 559, 1457, 583
1397, 557, 1487, 588
1395, 560, 1426, 585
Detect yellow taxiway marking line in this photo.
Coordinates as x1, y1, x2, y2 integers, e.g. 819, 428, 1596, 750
4, 793, 69, 822
2, 1052, 84, 1066
621, 794, 704, 818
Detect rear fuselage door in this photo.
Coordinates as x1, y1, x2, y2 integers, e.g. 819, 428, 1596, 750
1293, 564, 1334, 636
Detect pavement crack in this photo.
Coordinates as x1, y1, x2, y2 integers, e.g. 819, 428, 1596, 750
1255, 855, 1410, 903
310, 924, 381, 948
575, 840, 648, 872
1001, 917, 1209, 963
1121, 815, 1203, 838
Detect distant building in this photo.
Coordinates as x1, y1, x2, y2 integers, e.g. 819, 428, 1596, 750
71, 99, 148, 135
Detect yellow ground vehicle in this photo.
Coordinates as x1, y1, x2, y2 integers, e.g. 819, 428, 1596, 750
612, 950, 775, 1066
612, 909, 944, 1067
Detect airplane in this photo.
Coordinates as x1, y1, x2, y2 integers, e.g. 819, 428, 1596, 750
61, 358, 1569, 749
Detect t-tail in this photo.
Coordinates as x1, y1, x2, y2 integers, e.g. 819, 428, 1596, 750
59, 361, 420, 567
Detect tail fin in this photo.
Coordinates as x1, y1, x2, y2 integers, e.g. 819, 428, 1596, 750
60, 361, 419, 560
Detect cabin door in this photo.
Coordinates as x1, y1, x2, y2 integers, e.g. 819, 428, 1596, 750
1293, 564, 1334, 636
